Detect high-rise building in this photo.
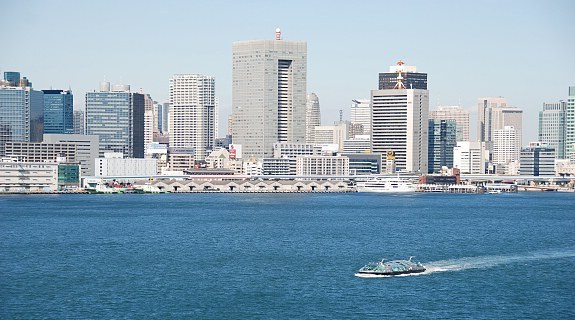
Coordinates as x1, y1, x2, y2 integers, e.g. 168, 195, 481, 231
143, 93, 155, 156
85, 82, 145, 158
231, 29, 307, 159
429, 106, 470, 142
305, 93, 321, 143
428, 119, 457, 173
313, 123, 348, 151
477, 97, 523, 150
378, 61, 427, 90
351, 99, 371, 136
566, 86, 575, 159
0, 73, 44, 155
169, 74, 216, 160
538, 101, 566, 159
493, 126, 519, 165
160, 102, 169, 134
42, 89, 73, 134
371, 61, 429, 173
73, 110, 85, 135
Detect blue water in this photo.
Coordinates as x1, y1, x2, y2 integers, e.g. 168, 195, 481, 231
1, 192, 574, 319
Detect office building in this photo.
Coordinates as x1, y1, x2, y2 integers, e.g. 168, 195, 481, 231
493, 126, 520, 165
43, 134, 99, 176
313, 123, 348, 151
169, 74, 216, 160
341, 153, 382, 175
159, 102, 170, 134
4, 142, 77, 163
306, 93, 321, 143
477, 97, 523, 150
520, 142, 555, 176
273, 143, 319, 159
538, 101, 566, 159
95, 153, 157, 177
42, 89, 73, 134
0, 73, 44, 155
342, 135, 371, 154
453, 141, 489, 174
351, 99, 371, 136
371, 61, 429, 173
85, 82, 145, 158
262, 158, 296, 175
429, 105, 470, 142
296, 155, 349, 176
231, 29, 307, 159
566, 86, 575, 159
73, 110, 85, 135
378, 61, 427, 90
428, 119, 456, 173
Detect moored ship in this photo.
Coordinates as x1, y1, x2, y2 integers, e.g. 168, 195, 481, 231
356, 257, 426, 276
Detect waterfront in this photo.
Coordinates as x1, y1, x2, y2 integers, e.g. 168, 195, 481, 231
1, 192, 574, 319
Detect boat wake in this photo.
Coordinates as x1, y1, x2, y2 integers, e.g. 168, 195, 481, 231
355, 248, 575, 278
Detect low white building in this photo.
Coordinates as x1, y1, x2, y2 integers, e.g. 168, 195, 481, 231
296, 155, 349, 176
95, 153, 157, 177
0, 160, 58, 192
454, 141, 489, 174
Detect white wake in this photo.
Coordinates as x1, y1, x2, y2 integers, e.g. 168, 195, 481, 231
355, 248, 575, 278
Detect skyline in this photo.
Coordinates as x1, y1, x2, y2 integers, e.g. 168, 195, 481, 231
1, 0, 574, 143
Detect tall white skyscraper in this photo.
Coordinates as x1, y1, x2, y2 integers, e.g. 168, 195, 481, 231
351, 99, 371, 136
538, 101, 566, 159
493, 126, 519, 165
169, 74, 215, 160
143, 93, 155, 157
231, 29, 307, 159
305, 93, 321, 143
370, 61, 429, 174
566, 86, 575, 159
429, 105, 470, 142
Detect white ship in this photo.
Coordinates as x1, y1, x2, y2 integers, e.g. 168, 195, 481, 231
356, 176, 417, 193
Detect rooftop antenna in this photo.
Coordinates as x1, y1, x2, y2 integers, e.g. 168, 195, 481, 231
393, 60, 406, 90
275, 28, 281, 40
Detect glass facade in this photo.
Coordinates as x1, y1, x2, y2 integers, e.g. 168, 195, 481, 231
43, 90, 73, 134
0, 86, 44, 155
86, 91, 132, 158
428, 119, 456, 173
3, 72, 21, 86
379, 72, 428, 90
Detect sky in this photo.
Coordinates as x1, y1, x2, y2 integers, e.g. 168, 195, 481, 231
1, 0, 574, 143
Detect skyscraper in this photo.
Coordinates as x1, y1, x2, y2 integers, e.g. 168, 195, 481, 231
477, 97, 523, 149
371, 61, 429, 173
429, 106, 470, 142
493, 126, 519, 165
305, 93, 321, 143
566, 86, 575, 159
169, 74, 215, 160
42, 89, 73, 134
0, 72, 43, 155
85, 82, 144, 158
428, 119, 456, 173
351, 99, 371, 137
231, 29, 307, 159
538, 101, 566, 159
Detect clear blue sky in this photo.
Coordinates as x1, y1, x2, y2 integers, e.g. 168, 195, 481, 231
2, 0, 574, 142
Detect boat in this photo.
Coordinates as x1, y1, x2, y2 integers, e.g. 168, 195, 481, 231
356, 257, 426, 276
356, 176, 416, 193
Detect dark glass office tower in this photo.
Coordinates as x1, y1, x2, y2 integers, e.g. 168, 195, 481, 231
42, 90, 74, 134
379, 71, 427, 90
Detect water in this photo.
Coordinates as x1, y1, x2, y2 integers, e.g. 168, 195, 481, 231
1, 192, 574, 319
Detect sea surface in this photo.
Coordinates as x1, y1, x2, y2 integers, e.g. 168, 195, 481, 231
1, 192, 574, 319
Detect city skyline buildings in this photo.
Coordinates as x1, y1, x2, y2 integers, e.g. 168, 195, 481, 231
2, 1, 572, 144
